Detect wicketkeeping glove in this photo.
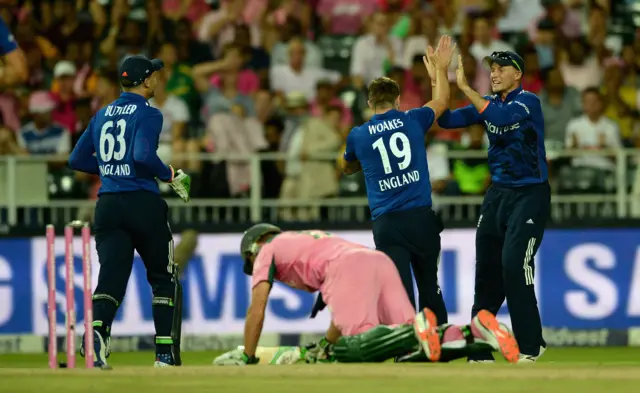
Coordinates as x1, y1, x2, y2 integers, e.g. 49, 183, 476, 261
167, 166, 191, 203
213, 348, 259, 366
303, 337, 335, 363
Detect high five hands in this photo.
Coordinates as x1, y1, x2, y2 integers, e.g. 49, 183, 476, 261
423, 35, 456, 79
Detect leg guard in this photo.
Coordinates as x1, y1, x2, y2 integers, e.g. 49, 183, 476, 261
334, 325, 418, 363
395, 325, 495, 363
171, 270, 183, 366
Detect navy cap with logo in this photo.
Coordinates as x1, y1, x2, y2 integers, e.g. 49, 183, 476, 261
119, 55, 164, 87
483, 51, 525, 74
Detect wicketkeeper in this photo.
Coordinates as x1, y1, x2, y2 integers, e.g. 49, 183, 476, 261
213, 224, 520, 365
68, 56, 191, 368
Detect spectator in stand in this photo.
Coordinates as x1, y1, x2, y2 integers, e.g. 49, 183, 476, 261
310, 80, 353, 132
198, 0, 261, 58
271, 18, 323, 69
386, 66, 421, 111
533, 18, 557, 71
521, 46, 543, 94
270, 38, 340, 101
469, 13, 514, 62
280, 96, 341, 221
316, 0, 378, 35
528, 0, 582, 44
13, 18, 54, 90
157, 42, 200, 122
45, 0, 94, 58
162, 0, 211, 24
496, 0, 544, 34
100, 17, 149, 62
404, 54, 431, 98
380, 0, 412, 39
260, 116, 285, 199
350, 12, 403, 89
266, 0, 312, 34
601, 59, 637, 146
93, 70, 120, 113
173, 18, 214, 65
194, 44, 258, 122
204, 104, 267, 198
0, 125, 26, 156
149, 70, 191, 167
558, 38, 603, 92
403, 12, 440, 68
426, 135, 450, 200
50, 61, 78, 135
18, 91, 71, 157
565, 87, 621, 171
539, 67, 582, 154
450, 124, 491, 196
234, 24, 270, 84
62, 39, 98, 100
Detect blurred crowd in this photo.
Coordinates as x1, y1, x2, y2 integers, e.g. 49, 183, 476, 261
0, 0, 638, 216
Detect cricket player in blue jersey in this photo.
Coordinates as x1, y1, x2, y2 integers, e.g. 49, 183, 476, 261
68, 56, 191, 368
0, 16, 27, 87
432, 51, 549, 363
339, 36, 455, 324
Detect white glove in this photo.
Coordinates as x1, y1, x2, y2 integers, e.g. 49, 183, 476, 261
213, 348, 259, 366
167, 166, 191, 203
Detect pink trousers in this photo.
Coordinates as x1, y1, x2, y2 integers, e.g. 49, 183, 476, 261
320, 249, 415, 336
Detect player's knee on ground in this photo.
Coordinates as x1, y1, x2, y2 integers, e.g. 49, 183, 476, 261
333, 325, 417, 363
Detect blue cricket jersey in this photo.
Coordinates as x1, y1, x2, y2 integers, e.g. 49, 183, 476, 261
437, 87, 548, 187
0, 18, 18, 55
344, 107, 436, 220
68, 92, 173, 195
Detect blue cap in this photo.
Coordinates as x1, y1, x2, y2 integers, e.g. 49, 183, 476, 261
483, 51, 525, 74
119, 55, 164, 87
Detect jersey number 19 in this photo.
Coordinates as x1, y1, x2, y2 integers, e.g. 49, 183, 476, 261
372, 132, 412, 175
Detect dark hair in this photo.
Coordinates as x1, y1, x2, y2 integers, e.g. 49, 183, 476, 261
368, 77, 400, 108
412, 54, 424, 65
325, 105, 342, 115
582, 86, 602, 99
97, 69, 119, 85
75, 98, 92, 108
265, 116, 285, 133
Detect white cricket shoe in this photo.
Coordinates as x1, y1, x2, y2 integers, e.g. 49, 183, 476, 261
518, 346, 546, 363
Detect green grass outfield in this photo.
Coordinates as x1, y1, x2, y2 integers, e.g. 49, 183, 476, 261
2, 348, 640, 393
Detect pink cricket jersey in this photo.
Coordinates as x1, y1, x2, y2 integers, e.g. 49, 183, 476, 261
251, 230, 367, 291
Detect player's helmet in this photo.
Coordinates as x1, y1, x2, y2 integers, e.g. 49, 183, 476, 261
240, 223, 282, 275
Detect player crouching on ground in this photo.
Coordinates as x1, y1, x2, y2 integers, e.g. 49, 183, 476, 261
213, 224, 520, 365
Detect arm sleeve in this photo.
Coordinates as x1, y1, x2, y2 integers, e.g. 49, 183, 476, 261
68, 120, 99, 175
437, 104, 482, 129
406, 107, 436, 134
479, 94, 537, 127
343, 129, 357, 162
0, 19, 17, 55
251, 246, 277, 288
132, 110, 173, 182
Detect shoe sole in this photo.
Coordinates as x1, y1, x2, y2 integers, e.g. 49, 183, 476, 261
413, 308, 441, 362
475, 310, 520, 364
